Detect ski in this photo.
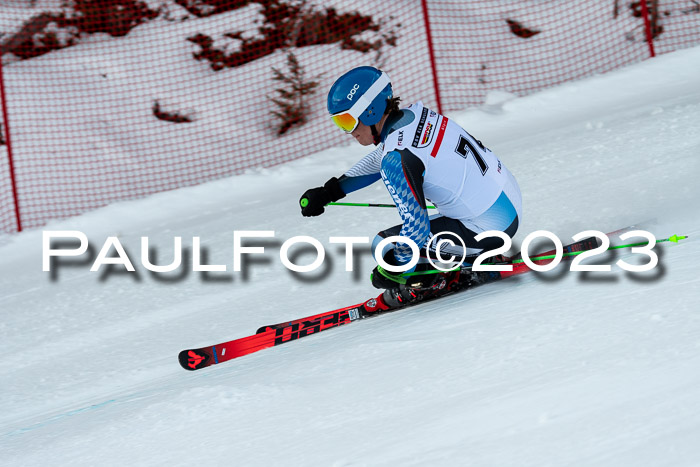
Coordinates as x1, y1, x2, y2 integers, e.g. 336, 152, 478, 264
255, 234, 601, 333
178, 303, 365, 371
178, 235, 601, 371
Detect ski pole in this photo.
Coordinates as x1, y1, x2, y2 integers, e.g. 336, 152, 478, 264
509, 234, 688, 264
401, 234, 688, 277
298, 199, 437, 209
328, 202, 437, 209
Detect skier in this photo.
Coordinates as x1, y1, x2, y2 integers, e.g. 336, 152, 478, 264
300, 66, 522, 310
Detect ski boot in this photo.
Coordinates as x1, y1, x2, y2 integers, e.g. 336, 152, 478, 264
362, 277, 443, 314
456, 269, 502, 288
381, 270, 455, 309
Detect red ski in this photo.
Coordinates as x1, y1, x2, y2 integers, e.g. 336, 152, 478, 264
178, 303, 365, 370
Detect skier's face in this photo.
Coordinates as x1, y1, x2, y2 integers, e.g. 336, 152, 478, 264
351, 121, 376, 146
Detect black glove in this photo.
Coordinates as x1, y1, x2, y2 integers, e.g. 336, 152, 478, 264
299, 177, 345, 217
371, 265, 405, 289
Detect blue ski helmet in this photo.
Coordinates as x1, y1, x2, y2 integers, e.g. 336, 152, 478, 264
327, 66, 392, 132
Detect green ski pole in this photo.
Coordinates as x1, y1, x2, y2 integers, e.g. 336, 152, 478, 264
328, 202, 437, 209
401, 234, 688, 277
510, 234, 688, 264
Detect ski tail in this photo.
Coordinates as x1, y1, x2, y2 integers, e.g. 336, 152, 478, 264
501, 235, 600, 278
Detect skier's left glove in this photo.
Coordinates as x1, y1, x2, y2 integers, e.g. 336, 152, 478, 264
299, 177, 345, 217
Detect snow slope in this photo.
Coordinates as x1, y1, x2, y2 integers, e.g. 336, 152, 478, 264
1, 45, 700, 466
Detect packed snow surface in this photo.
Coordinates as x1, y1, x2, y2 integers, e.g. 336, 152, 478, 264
1, 46, 700, 466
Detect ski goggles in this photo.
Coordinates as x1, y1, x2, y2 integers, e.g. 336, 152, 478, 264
330, 72, 391, 133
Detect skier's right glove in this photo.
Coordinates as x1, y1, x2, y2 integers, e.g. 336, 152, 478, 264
299, 177, 345, 217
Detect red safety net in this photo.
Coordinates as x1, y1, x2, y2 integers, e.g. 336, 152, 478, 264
1, 0, 699, 233
425, 0, 700, 110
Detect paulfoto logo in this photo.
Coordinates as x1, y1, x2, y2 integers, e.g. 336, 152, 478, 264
41, 229, 684, 279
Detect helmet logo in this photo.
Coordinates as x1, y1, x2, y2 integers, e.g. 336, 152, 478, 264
347, 84, 360, 101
